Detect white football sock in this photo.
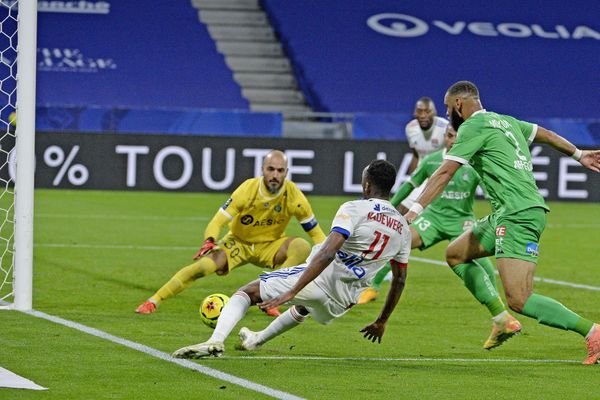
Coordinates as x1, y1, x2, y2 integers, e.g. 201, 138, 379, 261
255, 306, 307, 345
492, 310, 509, 324
209, 291, 251, 343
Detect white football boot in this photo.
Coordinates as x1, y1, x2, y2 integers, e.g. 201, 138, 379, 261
172, 341, 224, 359
238, 327, 262, 351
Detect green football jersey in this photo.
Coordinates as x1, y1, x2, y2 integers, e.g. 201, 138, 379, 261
445, 110, 548, 216
408, 148, 480, 218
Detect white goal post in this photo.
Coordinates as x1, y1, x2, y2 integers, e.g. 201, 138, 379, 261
0, 0, 37, 310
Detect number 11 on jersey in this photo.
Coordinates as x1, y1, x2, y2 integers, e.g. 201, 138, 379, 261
362, 230, 390, 260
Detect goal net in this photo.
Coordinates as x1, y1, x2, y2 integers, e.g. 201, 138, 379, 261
0, 0, 36, 310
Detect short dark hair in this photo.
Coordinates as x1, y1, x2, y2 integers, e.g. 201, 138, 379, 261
417, 96, 434, 105
447, 81, 479, 99
365, 159, 397, 196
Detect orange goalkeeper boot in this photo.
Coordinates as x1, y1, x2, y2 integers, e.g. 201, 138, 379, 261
265, 307, 281, 317
135, 300, 157, 314
583, 323, 600, 365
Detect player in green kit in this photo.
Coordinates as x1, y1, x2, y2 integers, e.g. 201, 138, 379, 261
359, 126, 511, 349
405, 81, 600, 364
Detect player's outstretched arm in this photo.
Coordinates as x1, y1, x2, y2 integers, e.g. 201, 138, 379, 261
360, 261, 407, 343
404, 160, 461, 223
534, 126, 600, 173
258, 232, 347, 310
193, 211, 229, 260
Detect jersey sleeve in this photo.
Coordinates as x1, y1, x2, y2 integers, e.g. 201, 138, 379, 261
405, 124, 415, 148
408, 155, 430, 186
291, 184, 320, 233
330, 201, 359, 239
516, 119, 538, 145
445, 123, 485, 165
392, 222, 411, 264
219, 179, 250, 220
389, 156, 429, 207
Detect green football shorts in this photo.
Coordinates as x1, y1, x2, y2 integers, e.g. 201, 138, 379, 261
472, 207, 547, 263
412, 209, 475, 250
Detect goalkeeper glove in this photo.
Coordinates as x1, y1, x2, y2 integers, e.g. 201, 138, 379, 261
193, 238, 217, 260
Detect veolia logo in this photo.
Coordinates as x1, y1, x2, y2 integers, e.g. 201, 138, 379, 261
367, 13, 428, 37
367, 12, 600, 40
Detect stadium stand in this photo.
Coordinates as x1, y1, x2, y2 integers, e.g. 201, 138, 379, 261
36, 1, 246, 110
33, 1, 600, 144
262, 0, 599, 120
193, 0, 312, 113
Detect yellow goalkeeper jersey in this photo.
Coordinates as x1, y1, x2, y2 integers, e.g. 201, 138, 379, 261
219, 177, 319, 243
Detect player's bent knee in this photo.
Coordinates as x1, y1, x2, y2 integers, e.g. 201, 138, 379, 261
238, 280, 261, 304
186, 256, 220, 279
278, 237, 311, 268
445, 246, 464, 267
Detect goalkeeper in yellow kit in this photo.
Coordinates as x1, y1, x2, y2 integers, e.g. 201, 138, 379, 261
136, 150, 326, 316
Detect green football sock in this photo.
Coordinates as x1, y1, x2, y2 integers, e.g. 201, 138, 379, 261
370, 263, 391, 291
521, 293, 593, 336
452, 261, 505, 317
472, 257, 497, 290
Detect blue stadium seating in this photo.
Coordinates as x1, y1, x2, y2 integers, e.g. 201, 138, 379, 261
36, 1, 248, 110
263, 0, 600, 120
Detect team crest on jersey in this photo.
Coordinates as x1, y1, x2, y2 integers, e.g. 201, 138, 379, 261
274, 204, 282, 212
263, 202, 269, 208
462, 172, 469, 181
432, 139, 439, 145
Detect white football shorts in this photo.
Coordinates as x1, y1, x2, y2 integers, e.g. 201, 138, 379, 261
259, 265, 349, 324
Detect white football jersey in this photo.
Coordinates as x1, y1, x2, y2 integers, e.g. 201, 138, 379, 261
312, 198, 411, 309
405, 116, 448, 162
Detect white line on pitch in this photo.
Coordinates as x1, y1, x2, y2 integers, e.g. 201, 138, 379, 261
37, 243, 197, 251
34, 244, 600, 292
220, 355, 579, 364
36, 213, 210, 221
408, 256, 600, 292
20, 308, 304, 400
34, 213, 600, 229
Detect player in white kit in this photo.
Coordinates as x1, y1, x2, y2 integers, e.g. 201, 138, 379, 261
172, 160, 412, 358
400, 97, 448, 213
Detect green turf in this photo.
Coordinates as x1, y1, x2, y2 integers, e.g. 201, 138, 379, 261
1, 189, 599, 399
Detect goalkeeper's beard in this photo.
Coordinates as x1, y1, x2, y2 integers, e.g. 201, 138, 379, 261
267, 179, 283, 194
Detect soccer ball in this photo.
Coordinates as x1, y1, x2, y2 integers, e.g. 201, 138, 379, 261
199, 293, 229, 329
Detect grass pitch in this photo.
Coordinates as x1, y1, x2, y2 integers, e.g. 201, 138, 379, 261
1, 189, 599, 399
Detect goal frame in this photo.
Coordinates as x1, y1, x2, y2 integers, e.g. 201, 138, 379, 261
11, 0, 37, 310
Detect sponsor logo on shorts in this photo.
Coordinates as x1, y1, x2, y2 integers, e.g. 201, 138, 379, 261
526, 242, 539, 257
496, 226, 506, 236
495, 237, 504, 254
240, 215, 254, 225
